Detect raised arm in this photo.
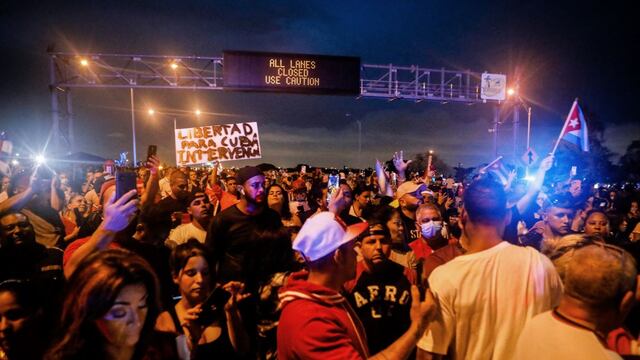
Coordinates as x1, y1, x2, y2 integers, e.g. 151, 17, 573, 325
516, 155, 553, 214
64, 190, 139, 278
393, 150, 412, 185
140, 155, 160, 208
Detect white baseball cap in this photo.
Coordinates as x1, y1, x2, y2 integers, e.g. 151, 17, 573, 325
293, 212, 368, 262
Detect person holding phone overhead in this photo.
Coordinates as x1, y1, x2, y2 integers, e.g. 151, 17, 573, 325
155, 240, 249, 359
141, 152, 191, 242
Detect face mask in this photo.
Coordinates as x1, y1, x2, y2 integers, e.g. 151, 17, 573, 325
420, 220, 443, 239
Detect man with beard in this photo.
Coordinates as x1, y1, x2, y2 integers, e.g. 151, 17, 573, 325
165, 191, 211, 248
206, 166, 282, 288
395, 181, 428, 246
344, 215, 416, 354
410, 204, 449, 261
522, 194, 575, 251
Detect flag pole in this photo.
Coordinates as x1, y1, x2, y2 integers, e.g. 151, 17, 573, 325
480, 156, 503, 174
550, 98, 579, 155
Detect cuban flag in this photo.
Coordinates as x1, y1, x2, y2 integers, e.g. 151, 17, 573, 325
559, 99, 589, 152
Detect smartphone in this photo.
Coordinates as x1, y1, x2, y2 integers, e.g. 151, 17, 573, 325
147, 145, 157, 160
327, 174, 339, 204
328, 174, 339, 189
196, 286, 231, 325
115, 170, 137, 200
146, 145, 157, 168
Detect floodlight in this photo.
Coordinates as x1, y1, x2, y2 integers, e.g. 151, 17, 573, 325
35, 154, 46, 165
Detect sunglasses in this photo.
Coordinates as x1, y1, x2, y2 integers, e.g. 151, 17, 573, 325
408, 185, 428, 199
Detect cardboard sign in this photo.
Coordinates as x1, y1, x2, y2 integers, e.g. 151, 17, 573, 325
175, 122, 261, 166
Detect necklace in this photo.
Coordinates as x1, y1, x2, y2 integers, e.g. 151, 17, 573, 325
552, 308, 606, 344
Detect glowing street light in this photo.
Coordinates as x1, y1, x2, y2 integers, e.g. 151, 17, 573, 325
195, 109, 201, 116
79, 58, 89, 67
11, 159, 19, 166
170, 62, 179, 70
147, 108, 155, 116
507, 88, 516, 97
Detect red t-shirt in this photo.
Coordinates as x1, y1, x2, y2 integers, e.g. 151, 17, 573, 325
408, 238, 434, 261
63, 236, 121, 269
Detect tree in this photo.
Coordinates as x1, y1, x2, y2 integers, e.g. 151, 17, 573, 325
619, 140, 640, 182
406, 152, 452, 178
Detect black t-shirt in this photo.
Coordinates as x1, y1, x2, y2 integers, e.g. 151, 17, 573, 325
346, 262, 412, 354
399, 210, 420, 249
0, 242, 63, 283
503, 206, 522, 245
0, 242, 64, 306
206, 204, 282, 287
141, 196, 190, 241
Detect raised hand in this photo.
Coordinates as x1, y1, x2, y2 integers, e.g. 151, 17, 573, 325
102, 190, 139, 232
540, 155, 554, 172
223, 281, 251, 312
393, 150, 412, 175
147, 154, 160, 175
409, 286, 437, 334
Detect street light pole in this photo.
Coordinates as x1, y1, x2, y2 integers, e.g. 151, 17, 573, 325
356, 120, 362, 166
526, 106, 532, 150
130, 88, 137, 165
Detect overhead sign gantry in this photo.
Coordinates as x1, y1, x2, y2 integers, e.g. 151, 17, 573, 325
48, 50, 509, 158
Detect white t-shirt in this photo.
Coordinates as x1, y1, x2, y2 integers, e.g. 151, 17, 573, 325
165, 223, 206, 248
418, 241, 563, 360
513, 311, 622, 360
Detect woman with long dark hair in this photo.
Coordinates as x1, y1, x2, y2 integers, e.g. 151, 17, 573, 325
266, 184, 301, 234
155, 240, 249, 359
45, 249, 163, 360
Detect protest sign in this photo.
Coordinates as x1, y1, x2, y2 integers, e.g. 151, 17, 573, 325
175, 122, 261, 166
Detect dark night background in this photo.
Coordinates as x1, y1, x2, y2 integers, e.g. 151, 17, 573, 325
1, 1, 637, 170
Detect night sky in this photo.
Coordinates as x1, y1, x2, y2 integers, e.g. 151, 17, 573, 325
1, 1, 637, 169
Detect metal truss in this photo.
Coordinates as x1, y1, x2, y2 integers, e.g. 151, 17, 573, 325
50, 53, 499, 103
50, 53, 223, 90
359, 64, 490, 104
48, 52, 507, 157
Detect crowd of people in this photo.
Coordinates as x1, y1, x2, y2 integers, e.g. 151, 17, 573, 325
0, 150, 639, 359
